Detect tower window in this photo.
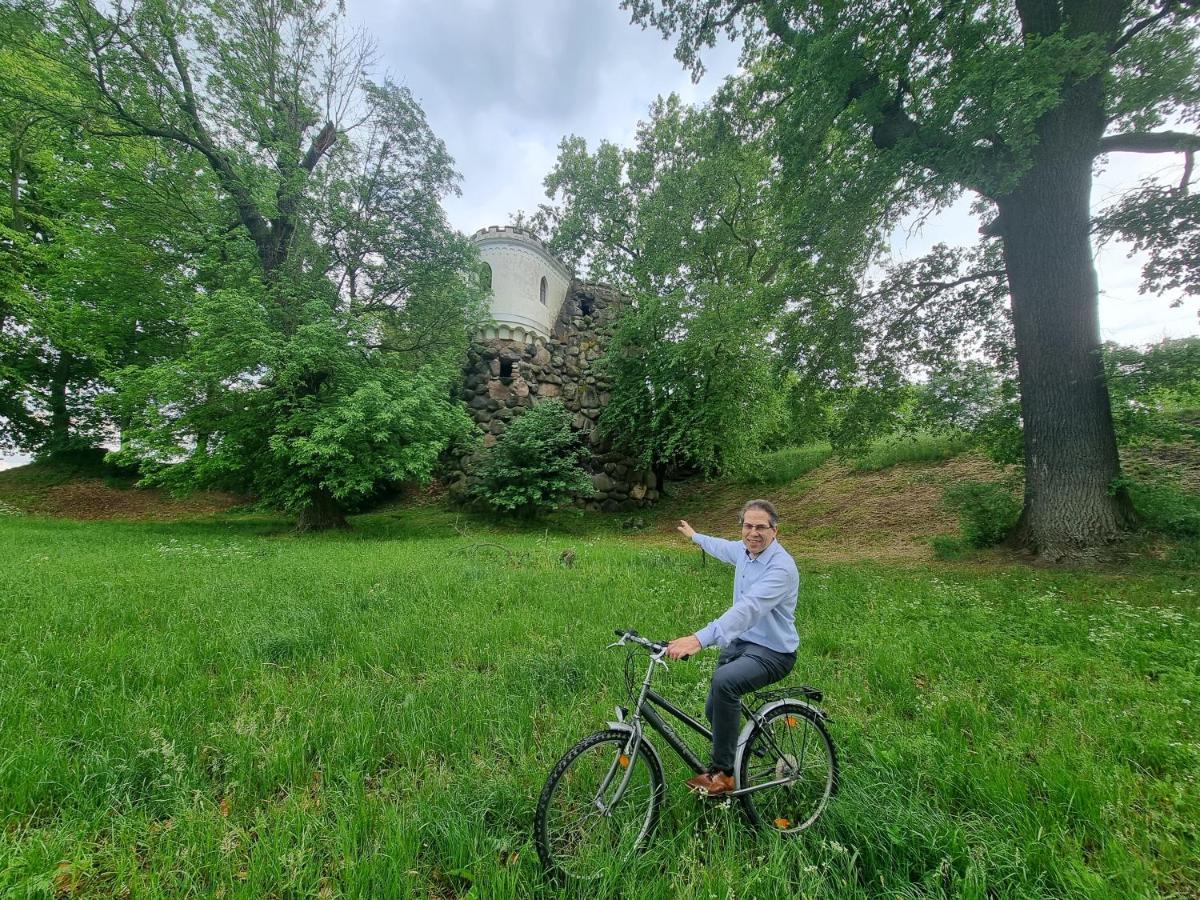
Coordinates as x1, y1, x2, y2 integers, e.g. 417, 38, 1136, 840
539, 276, 547, 305
579, 296, 595, 316
499, 359, 513, 379
479, 262, 492, 292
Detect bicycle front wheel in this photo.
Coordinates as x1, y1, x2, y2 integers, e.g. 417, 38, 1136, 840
534, 729, 664, 882
738, 703, 838, 835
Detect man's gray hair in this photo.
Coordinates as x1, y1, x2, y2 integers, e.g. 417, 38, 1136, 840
739, 499, 779, 527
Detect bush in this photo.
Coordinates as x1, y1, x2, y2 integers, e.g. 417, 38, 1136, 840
1122, 478, 1200, 539
470, 400, 595, 517
942, 480, 1021, 547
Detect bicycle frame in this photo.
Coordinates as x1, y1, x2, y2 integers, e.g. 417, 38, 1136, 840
601, 643, 808, 805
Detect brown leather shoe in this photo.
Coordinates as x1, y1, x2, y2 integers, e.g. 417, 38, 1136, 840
685, 772, 714, 792
705, 771, 736, 796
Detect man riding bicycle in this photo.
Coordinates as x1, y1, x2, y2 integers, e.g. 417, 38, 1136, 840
666, 499, 799, 797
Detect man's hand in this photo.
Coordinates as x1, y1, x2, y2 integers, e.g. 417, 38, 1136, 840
666, 634, 701, 660
677, 520, 696, 540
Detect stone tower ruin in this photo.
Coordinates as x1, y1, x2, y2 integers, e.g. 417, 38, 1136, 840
449, 226, 658, 511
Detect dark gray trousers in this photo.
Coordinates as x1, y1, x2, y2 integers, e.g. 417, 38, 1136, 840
704, 639, 796, 774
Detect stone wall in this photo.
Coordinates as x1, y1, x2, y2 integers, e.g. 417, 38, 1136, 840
450, 280, 658, 511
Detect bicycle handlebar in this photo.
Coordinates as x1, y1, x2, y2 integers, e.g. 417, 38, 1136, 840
612, 629, 667, 654
611, 628, 692, 660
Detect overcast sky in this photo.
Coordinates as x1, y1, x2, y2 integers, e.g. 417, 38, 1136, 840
1, 0, 1196, 470
360, 0, 1195, 341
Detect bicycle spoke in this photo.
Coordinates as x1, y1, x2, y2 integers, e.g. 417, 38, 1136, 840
537, 733, 661, 881
738, 706, 836, 835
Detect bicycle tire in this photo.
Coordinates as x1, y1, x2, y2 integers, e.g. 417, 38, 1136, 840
534, 729, 664, 881
738, 703, 838, 835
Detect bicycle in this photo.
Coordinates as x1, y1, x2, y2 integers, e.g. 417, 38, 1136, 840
534, 629, 839, 882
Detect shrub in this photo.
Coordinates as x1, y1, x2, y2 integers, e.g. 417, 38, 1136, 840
470, 400, 594, 517
1123, 478, 1200, 539
942, 480, 1021, 547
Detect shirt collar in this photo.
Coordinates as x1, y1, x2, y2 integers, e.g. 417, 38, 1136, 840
744, 538, 780, 564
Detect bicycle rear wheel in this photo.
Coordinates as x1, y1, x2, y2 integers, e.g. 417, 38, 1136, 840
535, 729, 664, 882
738, 703, 838, 835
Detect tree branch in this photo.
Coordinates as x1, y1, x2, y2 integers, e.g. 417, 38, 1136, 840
301, 121, 338, 172
1110, 1, 1180, 53
1096, 130, 1200, 156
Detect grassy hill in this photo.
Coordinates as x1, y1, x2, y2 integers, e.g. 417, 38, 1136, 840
0, 459, 245, 522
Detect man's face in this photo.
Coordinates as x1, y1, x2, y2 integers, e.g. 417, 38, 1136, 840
741, 508, 777, 556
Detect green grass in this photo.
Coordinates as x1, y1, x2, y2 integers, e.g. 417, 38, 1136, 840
741, 444, 834, 486
850, 432, 972, 472
1, 512, 1197, 898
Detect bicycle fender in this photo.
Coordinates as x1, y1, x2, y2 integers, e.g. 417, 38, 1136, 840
733, 698, 826, 781
605, 722, 666, 774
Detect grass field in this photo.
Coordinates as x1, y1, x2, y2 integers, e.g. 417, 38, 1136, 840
1, 510, 1197, 898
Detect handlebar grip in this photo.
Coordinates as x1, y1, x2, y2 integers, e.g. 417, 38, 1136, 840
614, 629, 625, 637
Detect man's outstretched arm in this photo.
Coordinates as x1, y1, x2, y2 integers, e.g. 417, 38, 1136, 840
677, 520, 742, 564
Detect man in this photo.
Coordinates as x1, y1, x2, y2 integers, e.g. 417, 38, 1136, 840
666, 499, 799, 797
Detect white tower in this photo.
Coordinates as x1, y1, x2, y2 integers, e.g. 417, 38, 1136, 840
471, 226, 572, 343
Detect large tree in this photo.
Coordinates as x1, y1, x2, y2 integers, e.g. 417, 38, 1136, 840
626, 0, 1200, 558
1, 10, 199, 458
23, 0, 484, 528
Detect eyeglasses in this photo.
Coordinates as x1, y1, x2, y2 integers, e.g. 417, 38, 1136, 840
741, 522, 776, 533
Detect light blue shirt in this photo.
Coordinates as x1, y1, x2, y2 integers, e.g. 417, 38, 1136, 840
691, 533, 800, 654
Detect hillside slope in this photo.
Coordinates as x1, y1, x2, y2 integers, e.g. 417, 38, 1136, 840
638, 453, 1012, 562
0, 463, 244, 521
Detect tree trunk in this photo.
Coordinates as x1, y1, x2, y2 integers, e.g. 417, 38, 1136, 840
296, 486, 349, 531
47, 352, 72, 453
996, 74, 1134, 560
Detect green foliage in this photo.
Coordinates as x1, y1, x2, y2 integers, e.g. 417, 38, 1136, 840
6, 0, 488, 526
470, 400, 595, 517
0, 12, 202, 456
533, 95, 801, 477
1121, 478, 1200, 539
600, 286, 787, 478
741, 444, 832, 486
942, 480, 1022, 548
929, 534, 973, 560
1095, 183, 1200, 299
624, 0, 1200, 554
1104, 337, 1200, 446
108, 242, 480, 518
